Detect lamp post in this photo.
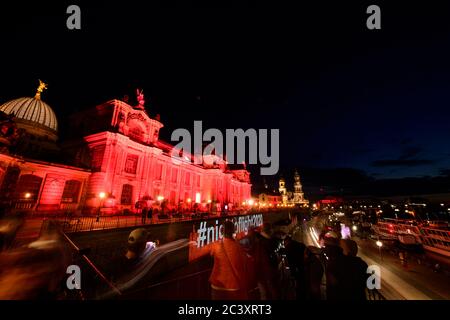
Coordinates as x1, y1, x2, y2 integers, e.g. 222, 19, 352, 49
157, 195, 164, 216
96, 192, 106, 222
187, 198, 192, 212
376, 239, 383, 261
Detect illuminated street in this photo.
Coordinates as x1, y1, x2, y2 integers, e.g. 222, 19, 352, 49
302, 216, 450, 300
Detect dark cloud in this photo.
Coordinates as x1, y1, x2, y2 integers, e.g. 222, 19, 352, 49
371, 145, 430, 168
369, 172, 382, 177
371, 159, 435, 167
399, 146, 422, 160
348, 147, 373, 155
400, 138, 413, 145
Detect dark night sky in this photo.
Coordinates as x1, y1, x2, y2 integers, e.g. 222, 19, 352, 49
1, 0, 450, 181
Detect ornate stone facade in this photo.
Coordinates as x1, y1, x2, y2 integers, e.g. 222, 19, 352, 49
0, 89, 252, 215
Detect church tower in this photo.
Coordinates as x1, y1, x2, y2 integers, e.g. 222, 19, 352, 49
292, 169, 305, 204
279, 176, 288, 204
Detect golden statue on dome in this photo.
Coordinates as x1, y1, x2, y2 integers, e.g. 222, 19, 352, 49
34, 79, 48, 100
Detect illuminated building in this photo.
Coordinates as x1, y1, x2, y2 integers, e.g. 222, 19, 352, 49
278, 170, 309, 206
278, 176, 288, 204
258, 190, 282, 207
292, 169, 308, 205
316, 196, 343, 209
0, 83, 251, 215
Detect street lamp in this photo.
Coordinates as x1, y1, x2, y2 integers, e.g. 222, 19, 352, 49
376, 239, 383, 261
207, 199, 212, 213
96, 192, 106, 222
157, 196, 165, 215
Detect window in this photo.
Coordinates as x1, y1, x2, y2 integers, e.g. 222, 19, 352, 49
155, 163, 163, 180
121, 184, 133, 205
185, 172, 191, 186
91, 145, 105, 172
61, 180, 82, 203
124, 154, 139, 174
14, 174, 43, 202
171, 168, 178, 183
170, 190, 176, 205
196, 175, 201, 187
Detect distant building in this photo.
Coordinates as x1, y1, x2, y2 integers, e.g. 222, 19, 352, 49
258, 190, 282, 208
0, 82, 251, 215
316, 196, 343, 209
277, 170, 309, 207
278, 176, 288, 204
292, 170, 307, 205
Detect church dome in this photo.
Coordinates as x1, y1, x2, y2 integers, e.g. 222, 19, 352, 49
0, 80, 58, 132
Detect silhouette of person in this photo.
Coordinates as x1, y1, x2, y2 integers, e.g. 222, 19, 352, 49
340, 239, 368, 300
209, 220, 249, 300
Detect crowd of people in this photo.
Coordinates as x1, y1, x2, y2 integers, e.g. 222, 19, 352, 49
92, 219, 371, 300
207, 221, 370, 300
0, 212, 370, 300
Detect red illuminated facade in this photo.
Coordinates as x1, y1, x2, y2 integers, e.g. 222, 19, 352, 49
0, 89, 251, 215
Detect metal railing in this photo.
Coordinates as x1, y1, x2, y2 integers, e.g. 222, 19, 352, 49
57, 210, 272, 233
123, 268, 213, 300
47, 220, 123, 300
58, 214, 204, 233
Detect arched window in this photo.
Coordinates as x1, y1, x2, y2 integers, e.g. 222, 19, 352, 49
170, 190, 176, 205
184, 172, 191, 186
171, 168, 178, 183
121, 184, 133, 205
91, 145, 105, 172
14, 174, 43, 202
155, 163, 163, 180
124, 154, 139, 174
61, 180, 82, 203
